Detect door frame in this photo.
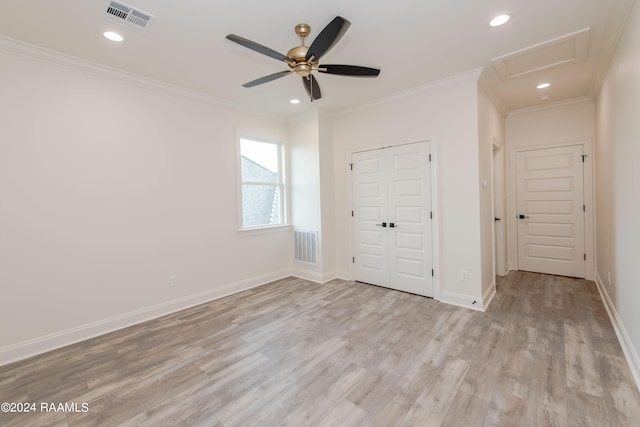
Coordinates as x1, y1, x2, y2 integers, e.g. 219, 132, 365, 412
491, 138, 507, 277
347, 139, 441, 300
507, 139, 594, 280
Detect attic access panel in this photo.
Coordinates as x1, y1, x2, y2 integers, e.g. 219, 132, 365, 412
491, 28, 589, 80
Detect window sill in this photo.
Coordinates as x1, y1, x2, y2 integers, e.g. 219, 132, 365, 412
238, 224, 292, 236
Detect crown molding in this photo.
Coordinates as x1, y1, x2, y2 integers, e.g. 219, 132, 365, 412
589, 0, 636, 100
0, 35, 285, 122
507, 96, 593, 116
335, 67, 484, 117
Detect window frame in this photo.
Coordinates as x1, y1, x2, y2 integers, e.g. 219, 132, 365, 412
237, 135, 287, 231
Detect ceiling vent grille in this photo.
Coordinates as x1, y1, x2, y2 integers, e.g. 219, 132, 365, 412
104, 1, 155, 32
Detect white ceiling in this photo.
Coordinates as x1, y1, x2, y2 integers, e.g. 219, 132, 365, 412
0, 0, 633, 117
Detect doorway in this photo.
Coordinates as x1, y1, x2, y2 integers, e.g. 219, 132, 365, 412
351, 141, 433, 297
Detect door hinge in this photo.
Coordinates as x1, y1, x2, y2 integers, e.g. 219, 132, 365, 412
431, 269, 434, 277
428, 153, 432, 162
352, 257, 355, 263
583, 204, 586, 212
582, 154, 587, 163
351, 210, 354, 217
349, 163, 354, 171
430, 211, 433, 220
584, 254, 587, 261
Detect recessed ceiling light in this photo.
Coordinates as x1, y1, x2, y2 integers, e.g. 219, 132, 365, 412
537, 82, 551, 89
490, 14, 510, 27
290, 99, 301, 104
103, 31, 123, 42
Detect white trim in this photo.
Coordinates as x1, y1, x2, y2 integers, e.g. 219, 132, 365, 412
291, 269, 338, 284
236, 135, 287, 231
430, 142, 442, 301
0, 270, 289, 367
594, 273, 640, 392
508, 96, 593, 116
482, 279, 497, 311
508, 139, 594, 279
337, 68, 483, 117
0, 35, 284, 122
335, 269, 353, 281
440, 290, 484, 312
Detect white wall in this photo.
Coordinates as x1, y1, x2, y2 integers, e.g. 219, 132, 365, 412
289, 111, 323, 281
505, 99, 595, 275
318, 112, 337, 280
0, 43, 291, 364
595, 0, 640, 387
332, 70, 486, 308
506, 99, 595, 149
288, 110, 337, 283
477, 86, 506, 296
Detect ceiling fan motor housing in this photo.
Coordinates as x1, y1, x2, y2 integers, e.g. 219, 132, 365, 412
287, 46, 313, 76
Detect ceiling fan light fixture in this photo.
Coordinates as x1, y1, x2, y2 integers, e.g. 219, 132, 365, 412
490, 14, 510, 27
103, 31, 123, 42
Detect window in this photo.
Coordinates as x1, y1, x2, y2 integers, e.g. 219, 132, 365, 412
239, 137, 285, 229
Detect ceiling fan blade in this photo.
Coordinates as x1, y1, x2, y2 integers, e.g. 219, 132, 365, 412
305, 16, 351, 61
242, 70, 293, 87
226, 34, 292, 62
302, 75, 322, 101
318, 64, 381, 77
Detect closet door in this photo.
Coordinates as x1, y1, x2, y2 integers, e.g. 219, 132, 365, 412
352, 142, 433, 297
352, 148, 389, 287
387, 143, 432, 296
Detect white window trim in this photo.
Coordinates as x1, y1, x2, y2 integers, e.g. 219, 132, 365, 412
237, 135, 287, 231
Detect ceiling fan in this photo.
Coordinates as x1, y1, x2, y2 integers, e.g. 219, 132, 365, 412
226, 16, 380, 101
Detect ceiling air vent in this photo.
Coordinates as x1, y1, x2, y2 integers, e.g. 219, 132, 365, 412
104, 1, 155, 32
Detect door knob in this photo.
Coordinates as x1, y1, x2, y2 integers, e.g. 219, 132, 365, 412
389, 222, 396, 228
494, 217, 501, 221
518, 214, 530, 219
375, 222, 387, 227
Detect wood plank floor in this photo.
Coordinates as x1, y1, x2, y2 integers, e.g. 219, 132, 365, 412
1, 272, 639, 426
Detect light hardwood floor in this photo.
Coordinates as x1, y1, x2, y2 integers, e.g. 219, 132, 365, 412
1, 272, 639, 426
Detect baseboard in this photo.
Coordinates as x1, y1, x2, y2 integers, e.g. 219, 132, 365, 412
0, 269, 290, 367
594, 272, 640, 392
440, 290, 484, 311
334, 269, 353, 281
291, 268, 338, 284
481, 280, 497, 311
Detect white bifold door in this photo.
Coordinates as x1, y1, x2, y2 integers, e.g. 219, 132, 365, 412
352, 142, 433, 297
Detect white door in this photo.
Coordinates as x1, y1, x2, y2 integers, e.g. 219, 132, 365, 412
352, 149, 389, 288
352, 142, 433, 297
516, 145, 585, 278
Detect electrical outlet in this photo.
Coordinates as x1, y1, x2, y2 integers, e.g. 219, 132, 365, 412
461, 270, 469, 281
170, 275, 177, 287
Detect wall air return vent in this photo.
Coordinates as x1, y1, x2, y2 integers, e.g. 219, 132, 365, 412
104, 1, 155, 32
294, 230, 319, 265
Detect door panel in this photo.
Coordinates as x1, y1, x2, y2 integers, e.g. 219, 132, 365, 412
516, 145, 585, 278
387, 143, 432, 296
352, 142, 433, 297
353, 150, 388, 287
